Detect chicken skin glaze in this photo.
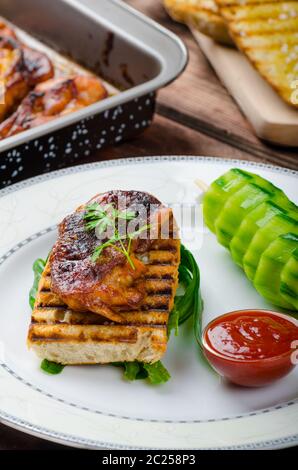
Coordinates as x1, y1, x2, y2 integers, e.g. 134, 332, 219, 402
0, 75, 108, 139
0, 21, 54, 122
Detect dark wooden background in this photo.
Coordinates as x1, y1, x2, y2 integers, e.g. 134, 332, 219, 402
0, 0, 297, 451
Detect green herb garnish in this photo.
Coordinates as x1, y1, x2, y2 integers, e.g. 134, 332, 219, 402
113, 360, 171, 384
84, 202, 150, 269
40, 359, 65, 375
143, 361, 171, 384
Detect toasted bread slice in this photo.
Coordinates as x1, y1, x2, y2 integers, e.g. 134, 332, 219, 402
0, 19, 54, 122
28, 238, 180, 365
164, 0, 233, 45
216, 1, 298, 107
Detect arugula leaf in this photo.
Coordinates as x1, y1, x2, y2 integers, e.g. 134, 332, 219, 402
113, 361, 147, 380
40, 359, 64, 375
123, 362, 141, 380
113, 360, 170, 384
168, 244, 204, 343
143, 361, 171, 384
29, 257, 47, 309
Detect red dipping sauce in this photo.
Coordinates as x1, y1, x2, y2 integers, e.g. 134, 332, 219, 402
202, 310, 298, 387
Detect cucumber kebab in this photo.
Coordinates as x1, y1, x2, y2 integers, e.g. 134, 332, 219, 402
203, 168, 298, 311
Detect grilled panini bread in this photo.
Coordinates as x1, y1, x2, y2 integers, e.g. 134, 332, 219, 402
0, 19, 54, 122
215, 0, 298, 107
0, 76, 107, 139
28, 191, 180, 365
164, 0, 233, 45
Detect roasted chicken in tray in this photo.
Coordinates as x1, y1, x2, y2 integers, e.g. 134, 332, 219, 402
0, 21, 54, 122
28, 191, 181, 365
0, 17, 109, 140
0, 75, 108, 139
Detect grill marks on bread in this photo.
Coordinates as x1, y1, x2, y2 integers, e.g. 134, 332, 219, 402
28, 230, 180, 364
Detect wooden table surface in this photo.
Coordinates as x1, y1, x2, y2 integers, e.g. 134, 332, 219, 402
1, 0, 297, 450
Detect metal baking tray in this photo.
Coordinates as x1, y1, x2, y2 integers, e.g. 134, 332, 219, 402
0, 0, 187, 188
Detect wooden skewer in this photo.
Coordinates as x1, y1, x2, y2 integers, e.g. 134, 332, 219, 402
194, 179, 208, 192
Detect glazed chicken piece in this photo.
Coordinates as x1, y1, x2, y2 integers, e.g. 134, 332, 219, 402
0, 25, 54, 122
50, 190, 177, 323
0, 75, 108, 139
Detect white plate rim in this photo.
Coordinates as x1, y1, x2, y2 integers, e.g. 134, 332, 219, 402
0, 156, 297, 200
0, 155, 297, 450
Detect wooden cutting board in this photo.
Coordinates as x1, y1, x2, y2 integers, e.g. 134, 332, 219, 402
191, 29, 298, 147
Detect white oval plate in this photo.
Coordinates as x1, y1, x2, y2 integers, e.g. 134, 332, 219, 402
0, 156, 297, 450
